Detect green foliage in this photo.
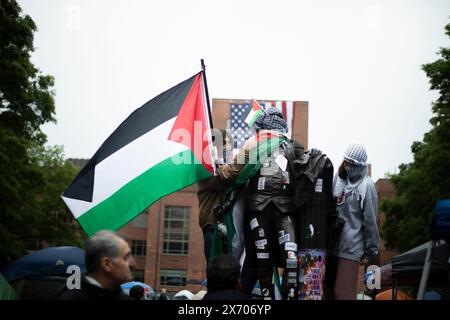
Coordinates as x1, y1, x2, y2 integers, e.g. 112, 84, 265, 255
27, 144, 85, 247
0, 1, 85, 269
0, 132, 86, 268
381, 22, 450, 252
0, 0, 55, 139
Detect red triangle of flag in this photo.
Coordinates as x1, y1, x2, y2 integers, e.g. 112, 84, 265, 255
168, 73, 214, 174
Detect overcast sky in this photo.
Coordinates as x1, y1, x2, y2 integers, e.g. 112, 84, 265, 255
18, 0, 450, 181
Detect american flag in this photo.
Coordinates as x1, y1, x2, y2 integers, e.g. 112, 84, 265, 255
230, 103, 254, 149
229, 101, 293, 150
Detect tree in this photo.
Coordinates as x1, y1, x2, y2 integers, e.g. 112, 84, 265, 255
0, 0, 55, 139
0, 0, 85, 269
381, 22, 450, 252
27, 145, 85, 249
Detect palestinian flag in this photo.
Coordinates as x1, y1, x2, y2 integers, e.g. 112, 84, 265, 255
243, 99, 264, 126
62, 72, 214, 236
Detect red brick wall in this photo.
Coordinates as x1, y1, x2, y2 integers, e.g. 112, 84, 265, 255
120, 225, 148, 272
375, 179, 398, 265
121, 184, 206, 295
292, 101, 308, 149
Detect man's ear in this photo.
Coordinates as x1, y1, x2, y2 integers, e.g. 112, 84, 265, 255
100, 256, 112, 272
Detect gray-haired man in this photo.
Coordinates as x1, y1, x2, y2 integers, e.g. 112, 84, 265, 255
57, 230, 136, 300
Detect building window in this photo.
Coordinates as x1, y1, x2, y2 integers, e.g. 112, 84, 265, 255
131, 240, 147, 257
132, 211, 148, 228
160, 269, 187, 287
163, 206, 190, 255
133, 269, 145, 283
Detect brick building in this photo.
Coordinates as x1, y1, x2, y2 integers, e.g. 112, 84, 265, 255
119, 98, 309, 295
375, 178, 398, 265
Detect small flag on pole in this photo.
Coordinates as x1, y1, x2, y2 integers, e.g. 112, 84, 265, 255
244, 99, 264, 126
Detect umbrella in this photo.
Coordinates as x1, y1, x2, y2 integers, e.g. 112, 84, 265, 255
2, 246, 85, 300
2, 246, 85, 282
375, 289, 412, 300
192, 290, 207, 300
173, 289, 194, 300
121, 281, 155, 300
392, 240, 448, 287
423, 290, 442, 300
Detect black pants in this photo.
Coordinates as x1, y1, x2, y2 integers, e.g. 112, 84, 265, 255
247, 202, 298, 300
202, 224, 215, 262
240, 223, 259, 297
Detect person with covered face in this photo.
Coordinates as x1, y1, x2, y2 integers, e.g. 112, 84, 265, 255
219, 107, 304, 300
332, 143, 380, 300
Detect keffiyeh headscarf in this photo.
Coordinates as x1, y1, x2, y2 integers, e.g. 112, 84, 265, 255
253, 107, 288, 133
333, 143, 369, 209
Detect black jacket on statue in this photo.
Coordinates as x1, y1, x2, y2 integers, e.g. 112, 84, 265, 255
246, 140, 304, 213
290, 151, 342, 297
292, 153, 336, 249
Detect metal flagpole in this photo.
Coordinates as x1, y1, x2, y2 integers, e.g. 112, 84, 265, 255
200, 59, 219, 170
200, 59, 228, 257
201, 59, 214, 129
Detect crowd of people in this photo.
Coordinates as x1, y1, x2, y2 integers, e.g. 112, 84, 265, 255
51, 230, 247, 300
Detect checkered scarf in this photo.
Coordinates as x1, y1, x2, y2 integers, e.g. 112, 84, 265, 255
253, 107, 288, 133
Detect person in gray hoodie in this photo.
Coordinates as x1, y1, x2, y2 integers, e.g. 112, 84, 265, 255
332, 143, 380, 300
